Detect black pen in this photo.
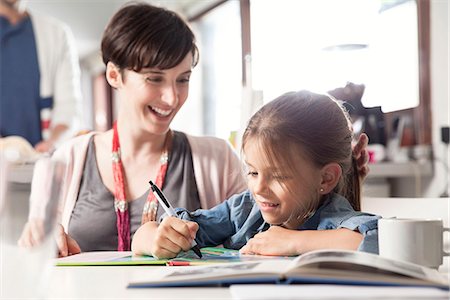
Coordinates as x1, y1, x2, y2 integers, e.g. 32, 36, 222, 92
149, 180, 202, 258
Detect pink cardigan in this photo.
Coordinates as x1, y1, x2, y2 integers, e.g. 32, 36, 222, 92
29, 132, 247, 231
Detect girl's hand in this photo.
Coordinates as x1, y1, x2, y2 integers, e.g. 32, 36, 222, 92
240, 226, 299, 256
241, 227, 363, 256
353, 133, 370, 180
150, 217, 199, 259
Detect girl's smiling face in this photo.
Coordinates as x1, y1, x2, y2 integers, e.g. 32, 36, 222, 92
244, 140, 323, 229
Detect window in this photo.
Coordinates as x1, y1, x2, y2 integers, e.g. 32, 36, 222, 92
180, 1, 242, 142
250, 0, 420, 113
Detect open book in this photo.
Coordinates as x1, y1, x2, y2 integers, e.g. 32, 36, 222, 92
127, 249, 449, 289
55, 247, 286, 266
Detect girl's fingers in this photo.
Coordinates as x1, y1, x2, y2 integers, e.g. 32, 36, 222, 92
159, 218, 193, 252
240, 239, 261, 255
151, 233, 183, 259
184, 220, 199, 239
153, 218, 200, 258
240, 243, 256, 255
169, 218, 195, 236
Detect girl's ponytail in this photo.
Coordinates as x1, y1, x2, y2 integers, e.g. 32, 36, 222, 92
342, 155, 361, 211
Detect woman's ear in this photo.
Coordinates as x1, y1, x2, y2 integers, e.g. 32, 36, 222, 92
319, 163, 342, 194
105, 62, 122, 88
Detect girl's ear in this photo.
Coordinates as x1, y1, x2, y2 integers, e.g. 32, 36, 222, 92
105, 62, 122, 88
319, 163, 342, 194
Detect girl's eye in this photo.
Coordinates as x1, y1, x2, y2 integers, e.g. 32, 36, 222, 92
272, 174, 289, 181
177, 77, 190, 84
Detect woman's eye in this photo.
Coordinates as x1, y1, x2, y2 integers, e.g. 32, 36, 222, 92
146, 77, 163, 83
177, 77, 190, 83
247, 171, 258, 177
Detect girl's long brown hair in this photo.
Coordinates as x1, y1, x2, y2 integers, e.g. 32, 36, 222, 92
242, 90, 360, 212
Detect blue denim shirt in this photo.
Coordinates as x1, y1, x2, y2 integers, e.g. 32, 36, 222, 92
171, 190, 380, 254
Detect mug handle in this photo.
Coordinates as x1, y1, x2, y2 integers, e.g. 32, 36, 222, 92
444, 227, 450, 257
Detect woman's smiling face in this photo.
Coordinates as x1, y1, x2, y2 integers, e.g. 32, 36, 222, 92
244, 139, 322, 229
117, 54, 193, 135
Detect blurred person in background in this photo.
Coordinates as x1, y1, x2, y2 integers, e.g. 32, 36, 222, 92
0, 0, 82, 153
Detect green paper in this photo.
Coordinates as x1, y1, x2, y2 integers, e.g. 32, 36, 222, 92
55, 247, 288, 266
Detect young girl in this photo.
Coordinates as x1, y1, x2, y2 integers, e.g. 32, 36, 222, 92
132, 90, 380, 258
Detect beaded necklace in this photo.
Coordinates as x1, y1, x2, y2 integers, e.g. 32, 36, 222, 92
111, 122, 170, 251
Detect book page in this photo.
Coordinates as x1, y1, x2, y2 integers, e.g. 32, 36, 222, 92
56, 251, 132, 263
170, 247, 291, 265
291, 249, 447, 284
55, 251, 167, 266
129, 259, 293, 286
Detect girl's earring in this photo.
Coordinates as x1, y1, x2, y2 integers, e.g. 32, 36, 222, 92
319, 188, 324, 193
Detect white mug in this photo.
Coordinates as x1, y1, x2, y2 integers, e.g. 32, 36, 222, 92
378, 218, 449, 268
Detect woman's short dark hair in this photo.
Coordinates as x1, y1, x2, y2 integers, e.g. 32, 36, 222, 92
101, 2, 199, 72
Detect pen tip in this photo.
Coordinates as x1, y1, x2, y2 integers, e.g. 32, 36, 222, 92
192, 246, 203, 259
149, 180, 154, 186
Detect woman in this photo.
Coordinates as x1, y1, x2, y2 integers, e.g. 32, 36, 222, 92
19, 2, 370, 256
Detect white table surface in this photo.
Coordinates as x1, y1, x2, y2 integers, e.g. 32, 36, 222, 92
46, 265, 232, 299
41, 257, 450, 299
1, 259, 448, 300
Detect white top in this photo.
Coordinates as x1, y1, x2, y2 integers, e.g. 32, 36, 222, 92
30, 12, 82, 140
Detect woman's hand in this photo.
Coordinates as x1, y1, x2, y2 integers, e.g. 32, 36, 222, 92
18, 222, 80, 257
240, 226, 300, 256
132, 217, 198, 259
18, 220, 44, 248
54, 224, 81, 257
353, 133, 370, 180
